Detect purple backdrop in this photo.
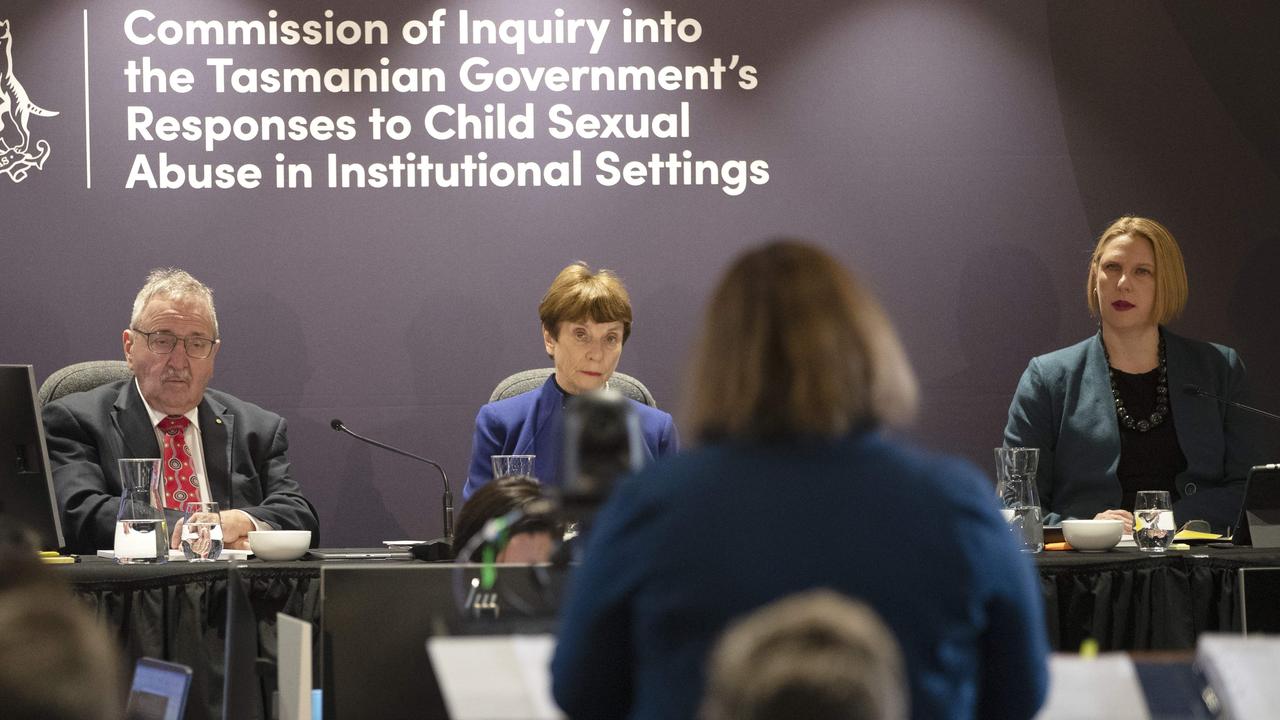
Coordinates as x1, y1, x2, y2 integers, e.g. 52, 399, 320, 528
3, 0, 1278, 546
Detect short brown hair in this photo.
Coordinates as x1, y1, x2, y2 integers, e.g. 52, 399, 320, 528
685, 240, 917, 442
1086, 216, 1188, 325
538, 262, 633, 343
452, 476, 559, 562
701, 590, 909, 720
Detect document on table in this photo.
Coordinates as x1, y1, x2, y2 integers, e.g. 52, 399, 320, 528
427, 634, 565, 720
1035, 653, 1150, 720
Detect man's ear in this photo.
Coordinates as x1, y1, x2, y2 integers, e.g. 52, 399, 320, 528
122, 329, 136, 371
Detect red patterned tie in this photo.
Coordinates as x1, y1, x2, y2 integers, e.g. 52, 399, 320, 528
158, 415, 199, 510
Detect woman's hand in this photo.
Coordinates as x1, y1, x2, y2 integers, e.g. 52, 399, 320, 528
1094, 509, 1134, 534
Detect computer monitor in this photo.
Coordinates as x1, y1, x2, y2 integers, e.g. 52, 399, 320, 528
0, 365, 64, 551
1233, 464, 1280, 547
320, 563, 568, 720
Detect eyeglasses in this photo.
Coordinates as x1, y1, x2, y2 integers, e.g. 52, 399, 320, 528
131, 329, 219, 359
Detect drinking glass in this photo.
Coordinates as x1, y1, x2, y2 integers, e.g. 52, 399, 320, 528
114, 458, 168, 564
1135, 491, 1175, 552
491, 454, 535, 479
994, 447, 1043, 553
181, 501, 224, 561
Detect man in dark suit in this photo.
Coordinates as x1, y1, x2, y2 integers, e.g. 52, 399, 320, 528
42, 268, 318, 554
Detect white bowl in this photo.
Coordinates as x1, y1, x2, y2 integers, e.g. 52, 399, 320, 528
1061, 519, 1123, 552
248, 530, 311, 561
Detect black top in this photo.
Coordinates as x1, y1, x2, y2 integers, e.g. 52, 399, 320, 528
1112, 367, 1187, 511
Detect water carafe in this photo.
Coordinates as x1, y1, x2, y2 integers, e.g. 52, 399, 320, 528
994, 447, 1044, 553
114, 458, 169, 564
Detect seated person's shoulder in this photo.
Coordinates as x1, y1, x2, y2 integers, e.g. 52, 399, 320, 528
44, 378, 131, 413
203, 387, 283, 422
630, 398, 674, 425
477, 386, 541, 422
1031, 336, 1095, 373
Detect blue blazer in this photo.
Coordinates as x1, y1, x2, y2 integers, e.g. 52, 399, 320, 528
1004, 329, 1267, 529
552, 432, 1049, 720
464, 374, 678, 500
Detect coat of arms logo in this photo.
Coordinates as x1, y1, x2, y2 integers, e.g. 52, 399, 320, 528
1, 19, 59, 183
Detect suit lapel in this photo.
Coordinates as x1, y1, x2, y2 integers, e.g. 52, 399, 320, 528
199, 396, 234, 507
112, 382, 161, 458
530, 375, 563, 484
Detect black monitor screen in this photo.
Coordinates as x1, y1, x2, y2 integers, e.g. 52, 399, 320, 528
320, 563, 568, 720
0, 365, 64, 551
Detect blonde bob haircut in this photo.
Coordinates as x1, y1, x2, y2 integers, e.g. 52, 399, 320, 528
130, 268, 220, 338
538, 262, 633, 343
686, 240, 917, 443
1086, 216, 1188, 325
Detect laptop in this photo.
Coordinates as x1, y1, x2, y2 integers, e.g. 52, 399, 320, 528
125, 658, 192, 720
1233, 464, 1280, 547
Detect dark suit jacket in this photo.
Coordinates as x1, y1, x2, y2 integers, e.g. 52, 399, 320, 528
1004, 329, 1267, 529
42, 379, 319, 554
464, 374, 678, 500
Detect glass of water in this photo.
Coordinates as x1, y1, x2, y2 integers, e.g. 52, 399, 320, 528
491, 454, 535, 479
994, 447, 1043, 553
1135, 491, 1174, 552
181, 501, 224, 562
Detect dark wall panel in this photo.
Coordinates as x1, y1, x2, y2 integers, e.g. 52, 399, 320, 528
3, 1, 1276, 545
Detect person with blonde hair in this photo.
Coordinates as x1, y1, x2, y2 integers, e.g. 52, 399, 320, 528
552, 240, 1047, 720
1004, 216, 1266, 530
463, 261, 677, 499
700, 589, 908, 720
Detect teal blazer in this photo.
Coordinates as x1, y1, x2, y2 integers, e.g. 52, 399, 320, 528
1004, 329, 1266, 529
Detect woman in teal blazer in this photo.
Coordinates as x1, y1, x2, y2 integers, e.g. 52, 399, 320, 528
1004, 216, 1266, 530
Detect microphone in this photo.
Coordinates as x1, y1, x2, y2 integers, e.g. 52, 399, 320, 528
1182, 385, 1280, 422
329, 418, 454, 542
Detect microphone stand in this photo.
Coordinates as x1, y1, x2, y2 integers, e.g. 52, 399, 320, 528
330, 419, 454, 543
1183, 385, 1280, 423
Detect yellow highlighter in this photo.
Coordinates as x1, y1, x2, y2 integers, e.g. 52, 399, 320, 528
37, 551, 80, 564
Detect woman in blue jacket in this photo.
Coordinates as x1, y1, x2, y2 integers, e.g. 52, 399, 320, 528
463, 262, 678, 500
553, 241, 1048, 720
1004, 216, 1266, 531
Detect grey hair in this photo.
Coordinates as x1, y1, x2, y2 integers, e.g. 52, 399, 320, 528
129, 268, 219, 337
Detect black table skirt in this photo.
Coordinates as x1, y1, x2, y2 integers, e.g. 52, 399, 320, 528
55, 548, 1280, 719
1037, 545, 1280, 651
65, 558, 335, 720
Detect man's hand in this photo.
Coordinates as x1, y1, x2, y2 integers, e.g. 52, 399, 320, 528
1094, 508, 1134, 535
168, 508, 257, 550
218, 509, 256, 550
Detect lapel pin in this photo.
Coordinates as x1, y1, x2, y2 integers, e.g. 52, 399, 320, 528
215, 418, 223, 425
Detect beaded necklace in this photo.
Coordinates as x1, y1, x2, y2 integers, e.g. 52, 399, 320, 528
1102, 333, 1169, 433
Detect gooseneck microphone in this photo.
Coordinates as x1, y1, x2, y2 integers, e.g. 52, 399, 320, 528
1182, 385, 1280, 423
329, 419, 454, 542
